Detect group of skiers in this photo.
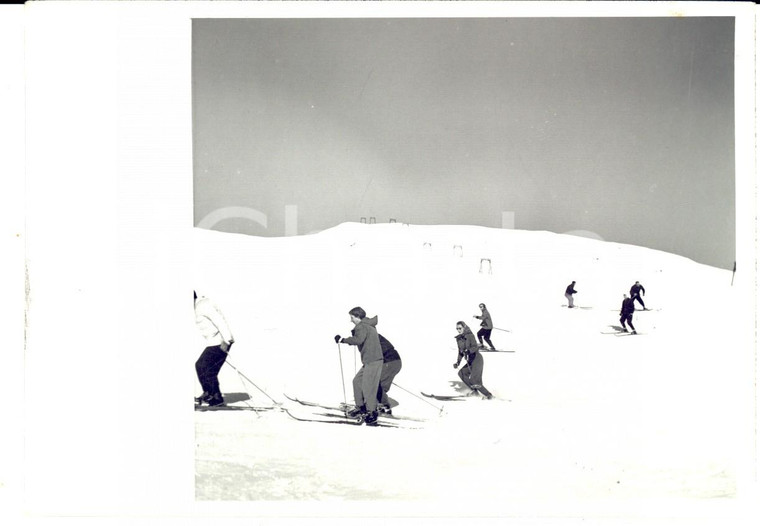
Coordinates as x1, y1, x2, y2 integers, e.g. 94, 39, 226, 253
192, 290, 498, 423
331, 303, 500, 425
565, 280, 648, 334
194, 280, 649, 422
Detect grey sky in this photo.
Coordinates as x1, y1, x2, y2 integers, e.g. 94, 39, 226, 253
193, 17, 735, 269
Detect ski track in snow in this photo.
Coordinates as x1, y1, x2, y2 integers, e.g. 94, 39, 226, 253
193, 223, 742, 504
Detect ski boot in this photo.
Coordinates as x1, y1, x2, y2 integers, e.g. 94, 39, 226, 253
207, 393, 225, 407
346, 404, 367, 418
195, 391, 211, 405
363, 410, 379, 427
377, 403, 392, 416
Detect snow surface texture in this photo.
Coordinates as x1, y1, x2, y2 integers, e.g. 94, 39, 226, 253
193, 223, 743, 505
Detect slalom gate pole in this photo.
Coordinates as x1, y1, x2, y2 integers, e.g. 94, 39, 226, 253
337, 342, 347, 409
392, 382, 444, 415
224, 359, 281, 406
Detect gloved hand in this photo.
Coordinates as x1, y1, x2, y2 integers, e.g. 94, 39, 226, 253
453, 363, 459, 369
334, 335, 342, 343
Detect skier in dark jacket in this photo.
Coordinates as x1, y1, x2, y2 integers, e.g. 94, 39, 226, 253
630, 281, 647, 310
453, 321, 493, 399
474, 303, 496, 350
335, 307, 383, 426
565, 281, 578, 308
376, 334, 402, 414
619, 294, 637, 334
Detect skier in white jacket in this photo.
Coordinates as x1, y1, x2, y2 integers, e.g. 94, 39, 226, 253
194, 291, 235, 406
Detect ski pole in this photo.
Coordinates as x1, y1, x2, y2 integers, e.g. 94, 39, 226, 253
392, 382, 444, 415
493, 327, 511, 333
235, 372, 263, 418
225, 359, 281, 406
337, 342, 347, 409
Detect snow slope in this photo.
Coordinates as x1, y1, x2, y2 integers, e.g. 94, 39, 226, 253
192, 223, 749, 513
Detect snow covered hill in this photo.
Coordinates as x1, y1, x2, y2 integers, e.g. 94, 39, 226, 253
192, 223, 748, 509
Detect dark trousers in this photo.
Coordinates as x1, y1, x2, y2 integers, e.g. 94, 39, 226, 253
477, 328, 495, 349
632, 294, 646, 309
376, 359, 402, 405
195, 345, 228, 396
458, 353, 493, 398
620, 314, 636, 331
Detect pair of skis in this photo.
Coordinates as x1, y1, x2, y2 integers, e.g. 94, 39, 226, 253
282, 395, 423, 428
600, 330, 644, 336
420, 392, 468, 401
281, 408, 400, 428
194, 403, 279, 412
420, 392, 509, 402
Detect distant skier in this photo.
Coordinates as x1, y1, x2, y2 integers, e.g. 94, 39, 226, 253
453, 321, 493, 399
376, 334, 402, 415
619, 294, 637, 334
630, 281, 647, 310
194, 291, 235, 407
565, 281, 578, 308
474, 303, 497, 350
335, 307, 383, 426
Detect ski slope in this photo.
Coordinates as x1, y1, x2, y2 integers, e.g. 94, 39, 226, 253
192, 223, 748, 510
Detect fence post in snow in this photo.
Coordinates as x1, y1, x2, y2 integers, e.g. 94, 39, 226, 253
479, 258, 492, 274
453, 245, 463, 258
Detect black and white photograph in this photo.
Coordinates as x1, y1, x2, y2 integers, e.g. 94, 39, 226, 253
6, 1, 760, 525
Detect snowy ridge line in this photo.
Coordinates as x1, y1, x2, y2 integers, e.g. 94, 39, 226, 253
283, 394, 427, 423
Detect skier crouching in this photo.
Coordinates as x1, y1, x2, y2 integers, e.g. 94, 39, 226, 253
453, 321, 493, 399
335, 307, 384, 426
